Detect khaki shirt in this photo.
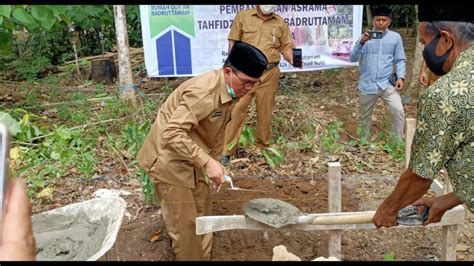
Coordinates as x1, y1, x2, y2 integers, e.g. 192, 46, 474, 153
228, 8, 294, 64
137, 68, 233, 188
410, 45, 473, 212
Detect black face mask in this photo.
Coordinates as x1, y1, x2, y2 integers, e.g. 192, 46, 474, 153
422, 33, 453, 76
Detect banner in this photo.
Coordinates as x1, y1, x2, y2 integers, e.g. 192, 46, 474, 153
140, 5, 363, 77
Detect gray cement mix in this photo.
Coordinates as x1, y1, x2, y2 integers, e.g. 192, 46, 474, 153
243, 198, 301, 228
33, 210, 109, 261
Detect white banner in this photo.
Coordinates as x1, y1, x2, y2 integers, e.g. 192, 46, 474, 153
140, 5, 363, 77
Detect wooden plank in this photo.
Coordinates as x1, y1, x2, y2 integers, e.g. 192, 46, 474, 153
441, 225, 458, 261
196, 205, 465, 235
405, 118, 417, 168
328, 162, 341, 259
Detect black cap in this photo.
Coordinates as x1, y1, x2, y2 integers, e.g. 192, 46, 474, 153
372, 6, 392, 18
226, 41, 268, 79
419, 5, 473, 23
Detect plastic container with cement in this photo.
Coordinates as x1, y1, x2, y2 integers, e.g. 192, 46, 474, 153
32, 196, 126, 261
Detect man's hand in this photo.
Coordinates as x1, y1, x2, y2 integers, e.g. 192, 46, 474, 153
419, 61, 429, 86
0, 179, 36, 261
395, 79, 404, 91
413, 192, 463, 226
359, 32, 371, 45
204, 157, 227, 192
372, 203, 398, 228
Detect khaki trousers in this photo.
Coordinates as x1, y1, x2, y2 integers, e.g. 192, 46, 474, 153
154, 179, 213, 261
358, 86, 405, 140
223, 66, 281, 156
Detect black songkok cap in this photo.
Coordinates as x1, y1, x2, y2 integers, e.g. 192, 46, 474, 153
226, 41, 268, 79
419, 4, 473, 23
372, 6, 392, 18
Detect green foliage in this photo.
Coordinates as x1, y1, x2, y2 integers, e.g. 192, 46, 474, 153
321, 120, 344, 154
120, 120, 151, 156
0, 111, 21, 136
239, 126, 255, 149
375, 115, 406, 161
15, 112, 44, 142
125, 5, 143, 47
8, 54, 50, 81
383, 251, 396, 261
379, 133, 405, 162
388, 5, 416, 28
139, 170, 157, 205
261, 147, 284, 168
356, 126, 369, 146
11, 113, 98, 192
0, 5, 143, 80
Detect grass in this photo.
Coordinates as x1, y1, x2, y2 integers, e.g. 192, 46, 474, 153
6, 65, 407, 202
7, 84, 163, 202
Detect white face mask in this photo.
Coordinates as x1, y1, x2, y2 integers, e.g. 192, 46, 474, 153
259, 5, 277, 15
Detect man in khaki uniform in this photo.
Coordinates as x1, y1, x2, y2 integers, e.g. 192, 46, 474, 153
222, 5, 298, 163
137, 41, 267, 261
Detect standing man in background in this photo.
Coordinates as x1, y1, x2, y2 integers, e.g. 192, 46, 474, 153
349, 6, 407, 141
222, 5, 298, 164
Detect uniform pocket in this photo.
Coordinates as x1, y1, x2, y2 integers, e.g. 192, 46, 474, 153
136, 131, 160, 172
242, 26, 258, 43
137, 152, 158, 172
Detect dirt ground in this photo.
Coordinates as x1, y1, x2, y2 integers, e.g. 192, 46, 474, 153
5, 28, 471, 261
93, 173, 471, 261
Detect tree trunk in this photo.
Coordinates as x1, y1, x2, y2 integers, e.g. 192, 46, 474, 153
113, 5, 136, 105
365, 5, 372, 29
91, 57, 116, 84
408, 5, 424, 99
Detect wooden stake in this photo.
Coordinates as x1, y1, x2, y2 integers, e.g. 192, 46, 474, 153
71, 34, 83, 81
442, 225, 458, 261
328, 162, 341, 259
405, 118, 417, 169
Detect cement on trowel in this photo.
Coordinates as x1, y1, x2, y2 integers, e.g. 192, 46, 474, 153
33, 210, 109, 261
243, 198, 301, 228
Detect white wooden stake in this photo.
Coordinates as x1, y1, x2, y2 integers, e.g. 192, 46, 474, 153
405, 118, 417, 169
442, 225, 458, 261
328, 162, 341, 259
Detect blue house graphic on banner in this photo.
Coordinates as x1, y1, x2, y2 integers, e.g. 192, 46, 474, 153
156, 29, 192, 76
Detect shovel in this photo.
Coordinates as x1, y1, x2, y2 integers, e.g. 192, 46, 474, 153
196, 202, 465, 235
242, 198, 429, 229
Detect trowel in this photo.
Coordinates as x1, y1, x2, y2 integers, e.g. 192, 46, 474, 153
223, 175, 265, 193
